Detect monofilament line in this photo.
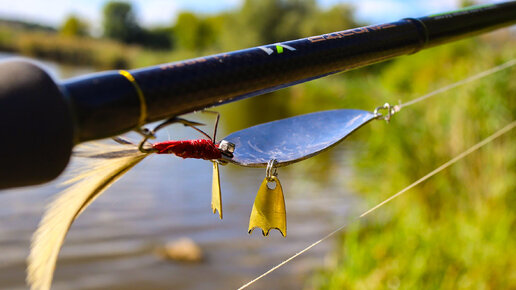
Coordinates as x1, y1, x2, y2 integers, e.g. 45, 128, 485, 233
238, 120, 516, 290
399, 59, 515, 109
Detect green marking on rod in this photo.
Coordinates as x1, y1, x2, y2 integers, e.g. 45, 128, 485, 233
276, 45, 283, 54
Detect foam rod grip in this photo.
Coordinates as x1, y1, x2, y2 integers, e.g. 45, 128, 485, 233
0, 59, 74, 189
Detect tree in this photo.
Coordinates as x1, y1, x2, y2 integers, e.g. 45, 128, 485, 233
460, 0, 478, 7
141, 27, 174, 49
60, 15, 89, 37
173, 12, 220, 51
218, 0, 357, 50
102, 1, 141, 43
301, 4, 358, 36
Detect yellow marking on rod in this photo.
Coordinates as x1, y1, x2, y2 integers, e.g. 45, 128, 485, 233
119, 70, 147, 126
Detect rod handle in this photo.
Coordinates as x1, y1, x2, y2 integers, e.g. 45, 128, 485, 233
0, 59, 74, 189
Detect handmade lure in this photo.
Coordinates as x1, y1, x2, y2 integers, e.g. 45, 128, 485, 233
28, 108, 380, 290
141, 114, 235, 219
219, 109, 378, 237
152, 138, 227, 217
27, 114, 234, 290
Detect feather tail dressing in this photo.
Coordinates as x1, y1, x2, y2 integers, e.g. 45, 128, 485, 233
27, 142, 149, 290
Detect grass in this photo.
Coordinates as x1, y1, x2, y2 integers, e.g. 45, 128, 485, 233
0, 25, 194, 69
1, 20, 514, 289
305, 34, 516, 289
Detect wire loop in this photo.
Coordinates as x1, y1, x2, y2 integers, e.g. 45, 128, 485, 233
266, 159, 278, 181
374, 103, 397, 122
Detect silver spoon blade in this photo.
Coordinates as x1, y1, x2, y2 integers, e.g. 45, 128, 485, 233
221, 109, 375, 167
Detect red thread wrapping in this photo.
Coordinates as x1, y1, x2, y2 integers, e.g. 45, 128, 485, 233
152, 139, 221, 160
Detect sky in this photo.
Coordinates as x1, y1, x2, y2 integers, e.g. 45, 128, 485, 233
0, 0, 506, 28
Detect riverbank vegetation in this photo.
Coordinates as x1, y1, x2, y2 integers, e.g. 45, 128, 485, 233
306, 34, 515, 289
213, 27, 514, 289
1, 1, 514, 288
0, 0, 357, 69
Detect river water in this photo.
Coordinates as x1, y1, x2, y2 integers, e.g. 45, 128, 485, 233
0, 53, 361, 289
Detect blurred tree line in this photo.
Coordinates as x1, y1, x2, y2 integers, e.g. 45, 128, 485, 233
60, 0, 358, 52
60, 15, 89, 37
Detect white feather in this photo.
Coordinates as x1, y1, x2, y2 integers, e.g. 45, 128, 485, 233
27, 142, 149, 290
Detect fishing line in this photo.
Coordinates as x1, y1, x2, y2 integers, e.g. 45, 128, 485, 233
238, 60, 516, 289
238, 119, 516, 290
396, 59, 516, 110
370, 59, 515, 122
238, 59, 516, 286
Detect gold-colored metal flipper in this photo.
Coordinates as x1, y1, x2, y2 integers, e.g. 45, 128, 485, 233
211, 162, 223, 219
248, 176, 286, 237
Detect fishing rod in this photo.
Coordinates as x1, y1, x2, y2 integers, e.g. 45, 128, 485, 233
26, 59, 516, 290
1, 2, 515, 189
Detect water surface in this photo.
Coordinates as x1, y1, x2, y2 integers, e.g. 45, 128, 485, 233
0, 53, 360, 289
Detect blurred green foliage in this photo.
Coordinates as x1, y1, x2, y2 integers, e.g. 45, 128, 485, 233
305, 36, 516, 289
0, 0, 358, 68
237, 0, 319, 46
0, 28, 137, 68
60, 15, 89, 37
174, 12, 220, 51
212, 0, 357, 51
0, 2, 514, 288
235, 0, 356, 46
102, 1, 173, 50
102, 1, 141, 44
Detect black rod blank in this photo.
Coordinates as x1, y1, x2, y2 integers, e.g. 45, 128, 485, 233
64, 2, 516, 142
0, 2, 515, 189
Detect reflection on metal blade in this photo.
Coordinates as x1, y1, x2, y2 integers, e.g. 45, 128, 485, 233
221, 109, 375, 167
